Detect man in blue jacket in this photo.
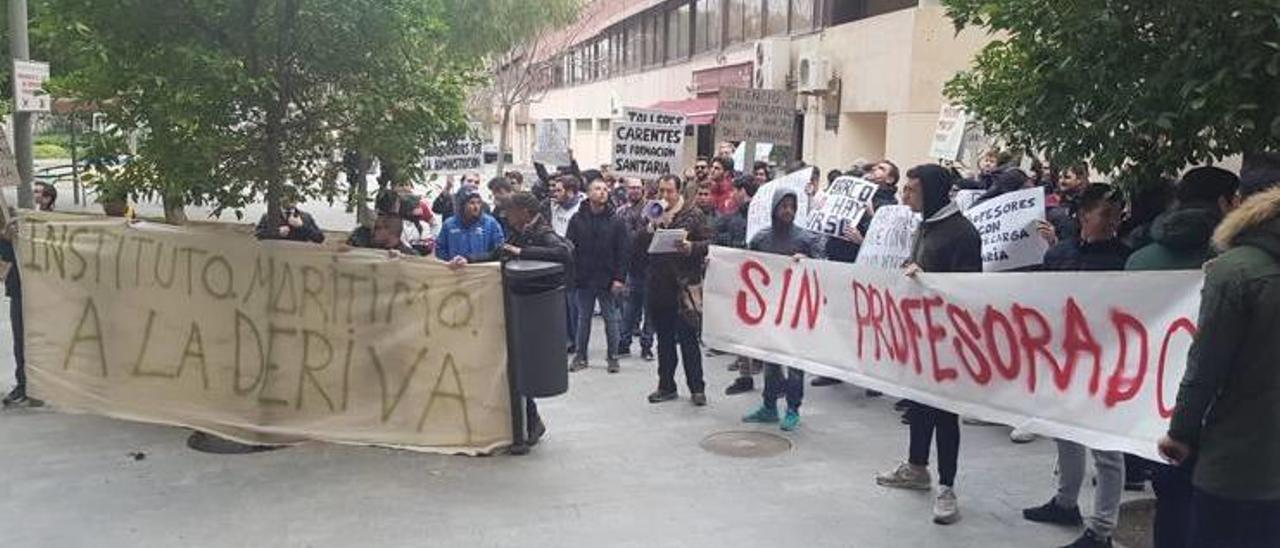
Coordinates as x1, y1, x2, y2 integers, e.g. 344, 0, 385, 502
435, 187, 505, 268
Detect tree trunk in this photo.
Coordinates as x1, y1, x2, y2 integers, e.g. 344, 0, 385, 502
162, 194, 188, 225
496, 104, 513, 177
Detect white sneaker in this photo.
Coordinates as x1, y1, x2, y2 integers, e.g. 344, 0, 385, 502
1010, 427, 1038, 444
875, 461, 932, 491
933, 486, 961, 525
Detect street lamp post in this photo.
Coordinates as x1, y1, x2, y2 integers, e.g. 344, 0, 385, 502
9, 0, 34, 209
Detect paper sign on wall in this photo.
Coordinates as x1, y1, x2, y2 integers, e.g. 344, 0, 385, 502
612, 108, 686, 179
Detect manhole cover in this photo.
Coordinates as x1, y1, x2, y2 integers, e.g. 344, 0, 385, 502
700, 430, 793, 458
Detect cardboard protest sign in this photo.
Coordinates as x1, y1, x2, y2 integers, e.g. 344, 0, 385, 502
929, 104, 968, 162
533, 119, 571, 166
705, 246, 1204, 460
612, 108, 686, 179
18, 213, 512, 454
854, 205, 921, 270
717, 87, 796, 146
804, 176, 877, 240
422, 139, 483, 174
963, 187, 1049, 272
746, 167, 812, 244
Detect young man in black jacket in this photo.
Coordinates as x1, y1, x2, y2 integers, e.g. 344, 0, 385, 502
499, 192, 574, 445
565, 178, 629, 373
875, 164, 981, 527
255, 193, 326, 244
616, 178, 654, 361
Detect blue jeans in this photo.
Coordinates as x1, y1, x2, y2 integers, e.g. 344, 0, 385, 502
762, 363, 804, 411
9, 291, 24, 392
620, 273, 653, 352
574, 287, 621, 363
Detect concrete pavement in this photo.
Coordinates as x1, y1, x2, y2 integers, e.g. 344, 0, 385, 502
0, 307, 1142, 547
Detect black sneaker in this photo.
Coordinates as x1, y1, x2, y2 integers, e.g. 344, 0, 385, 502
647, 390, 677, 403
724, 377, 755, 395
606, 359, 620, 374
1060, 529, 1112, 548
641, 348, 654, 361
811, 376, 843, 387
691, 393, 707, 406
1023, 499, 1084, 526
1, 388, 40, 408
528, 416, 547, 446
566, 344, 577, 355
894, 399, 912, 411
865, 390, 883, 397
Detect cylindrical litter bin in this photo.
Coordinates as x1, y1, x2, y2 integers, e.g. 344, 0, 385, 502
504, 260, 569, 398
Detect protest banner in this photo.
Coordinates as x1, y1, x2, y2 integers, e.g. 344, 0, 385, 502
704, 246, 1203, 460
804, 176, 877, 239
716, 87, 796, 146
963, 187, 1050, 272
929, 104, 968, 162
612, 108, 686, 179
533, 119, 571, 166
855, 205, 920, 271
746, 167, 812, 244
422, 139, 483, 174
18, 213, 512, 455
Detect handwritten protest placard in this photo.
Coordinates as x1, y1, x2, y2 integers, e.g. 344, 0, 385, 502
953, 189, 984, 213
533, 119, 571, 166
612, 108, 686, 179
422, 139, 483, 174
854, 205, 921, 270
930, 104, 968, 162
963, 187, 1049, 271
19, 213, 512, 454
804, 176, 877, 240
747, 167, 812, 244
717, 87, 796, 146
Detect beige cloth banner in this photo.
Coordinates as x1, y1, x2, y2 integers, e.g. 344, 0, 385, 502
17, 213, 511, 455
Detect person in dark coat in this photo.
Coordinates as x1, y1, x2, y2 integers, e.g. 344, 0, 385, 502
1048, 164, 1090, 241
875, 164, 980, 527
0, 216, 40, 408
740, 188, 825, 431
634, 174, 712, 406
254, 192, 326, 244
713, 175, 755, 249
565, 178, 629, 373
1023, 183, 1131, 548
1159, 185, 1280, 548
616, 178, 655, 361
1042, 184, 1132, 271
498, 192, 575, 446
1127, 167, 1239, 548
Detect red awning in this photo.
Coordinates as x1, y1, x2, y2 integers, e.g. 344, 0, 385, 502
648, 97, 718, 126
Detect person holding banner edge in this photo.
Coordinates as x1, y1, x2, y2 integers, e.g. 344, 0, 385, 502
739, 187, 825, 430
874, 164, 981, 526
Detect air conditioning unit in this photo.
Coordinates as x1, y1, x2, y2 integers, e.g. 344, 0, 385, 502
797, 53, 831, 94
752, 38, 791, 90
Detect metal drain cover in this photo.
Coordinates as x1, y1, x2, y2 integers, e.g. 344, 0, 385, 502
700, 430, 793, 458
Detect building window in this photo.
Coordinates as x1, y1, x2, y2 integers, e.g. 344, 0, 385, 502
791, 0, 814, 33
695, 0, 722, 53
832, 0, 918, 26
651, 13, 666, 65
765, 0, 787, 36
744, 0, 763, 40
668, 3, 691, 62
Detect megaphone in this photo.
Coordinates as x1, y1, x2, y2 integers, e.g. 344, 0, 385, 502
644, 200, 667, 222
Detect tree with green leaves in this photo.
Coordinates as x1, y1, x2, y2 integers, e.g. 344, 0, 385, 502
943, 0, 1280, 185
41, 0, 484, 223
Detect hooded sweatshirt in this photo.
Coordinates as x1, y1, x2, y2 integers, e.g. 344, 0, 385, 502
1125, 205, 1222, 271
909, 165, 982, 273
550, 192, 584, 238
1168, 187, 1280, 500
435, 189, 506, 262
749, 189, 825, 258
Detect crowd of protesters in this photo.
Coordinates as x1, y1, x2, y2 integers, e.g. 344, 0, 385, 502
2, 141, 1278, 548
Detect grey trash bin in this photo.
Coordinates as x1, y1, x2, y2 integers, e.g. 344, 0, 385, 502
504, 260, 569, 398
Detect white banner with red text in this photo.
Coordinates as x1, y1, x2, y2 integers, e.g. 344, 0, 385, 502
704, 246, 1203, 461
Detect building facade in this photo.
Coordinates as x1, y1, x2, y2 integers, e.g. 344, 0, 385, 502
504, 0, 992, 175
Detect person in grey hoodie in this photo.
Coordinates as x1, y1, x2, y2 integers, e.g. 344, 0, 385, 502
740, 188, 824, 431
